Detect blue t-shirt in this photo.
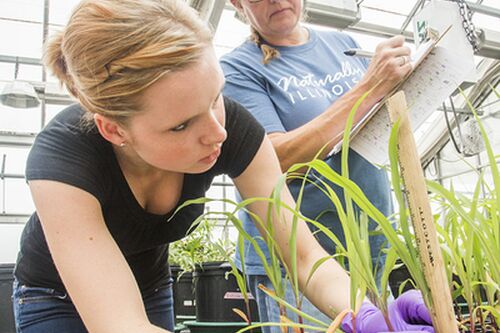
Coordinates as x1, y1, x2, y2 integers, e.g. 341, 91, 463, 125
221, 29, 393, 275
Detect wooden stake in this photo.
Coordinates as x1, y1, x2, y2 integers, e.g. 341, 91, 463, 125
386, 91, 457, 333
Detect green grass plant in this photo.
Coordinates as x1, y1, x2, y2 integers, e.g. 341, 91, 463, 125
171, 85, 499, 332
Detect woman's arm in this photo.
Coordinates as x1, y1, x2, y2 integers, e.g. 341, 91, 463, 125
29, 180, 168, 333
269, 36, 412, 171
233, 136, 351, 318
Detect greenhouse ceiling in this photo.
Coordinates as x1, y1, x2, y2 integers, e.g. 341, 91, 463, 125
1, 0, 498, 156
0, 0, 499, 220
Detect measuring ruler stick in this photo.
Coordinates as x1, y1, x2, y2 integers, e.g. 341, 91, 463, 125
387, 91, 457, 333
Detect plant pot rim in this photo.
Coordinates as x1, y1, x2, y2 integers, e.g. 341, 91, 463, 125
183, 320, 255, 327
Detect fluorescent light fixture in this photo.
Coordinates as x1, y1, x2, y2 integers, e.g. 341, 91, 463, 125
477, 28, 500, 60
305, 0, 360, 29
0, 81, 40, 109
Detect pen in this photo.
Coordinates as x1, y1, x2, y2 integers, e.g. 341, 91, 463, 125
343, 48, 374, 58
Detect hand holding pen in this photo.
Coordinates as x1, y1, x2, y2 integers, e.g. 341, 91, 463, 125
344, 46, 411, 67
350, 35, 413, 102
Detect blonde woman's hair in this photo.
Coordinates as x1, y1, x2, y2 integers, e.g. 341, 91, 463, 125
43, 0, 213, 123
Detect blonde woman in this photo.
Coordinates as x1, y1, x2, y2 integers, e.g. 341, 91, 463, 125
12, 1, 432, 332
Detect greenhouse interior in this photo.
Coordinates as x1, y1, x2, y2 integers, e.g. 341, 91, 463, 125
0, 0, 499, 333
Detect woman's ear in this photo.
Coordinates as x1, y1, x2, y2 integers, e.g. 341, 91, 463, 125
230, 0, 243, 11
231, 0, 248, 23
93, 113, 127, 146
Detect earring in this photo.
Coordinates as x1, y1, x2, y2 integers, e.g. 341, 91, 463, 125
119, 142, 126, 147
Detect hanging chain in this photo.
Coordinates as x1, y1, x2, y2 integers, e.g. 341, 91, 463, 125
14, 57, 20, 80
450, 0, 481, 52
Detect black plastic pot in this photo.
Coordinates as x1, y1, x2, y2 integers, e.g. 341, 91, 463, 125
194, 261, 259, 323
170, 265, 196, 318
452, 274, 489, 312
0, 263, 16, 333
388, 261, 415, 297
457, 319, 496, 333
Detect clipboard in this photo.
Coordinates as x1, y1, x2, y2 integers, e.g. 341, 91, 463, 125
328, 25, 452, 157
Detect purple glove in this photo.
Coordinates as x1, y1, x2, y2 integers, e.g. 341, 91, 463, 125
341, 290, 434, 333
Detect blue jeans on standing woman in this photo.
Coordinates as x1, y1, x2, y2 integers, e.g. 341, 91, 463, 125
247, 274, 332, 333
12, 277, 175, 333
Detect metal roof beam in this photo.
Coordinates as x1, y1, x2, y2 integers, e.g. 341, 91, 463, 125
0, 131, 36, 147
0, 214, 30, 224
467, 2, 500, 18
399, 0, 427, 33
0, 55, 42, 66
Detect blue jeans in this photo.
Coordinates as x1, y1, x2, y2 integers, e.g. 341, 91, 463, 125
12, 278, 175, 333
248, 275, 331, 333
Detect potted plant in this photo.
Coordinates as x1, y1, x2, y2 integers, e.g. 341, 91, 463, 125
169, 216, 261, 331
168, 220, 208, 320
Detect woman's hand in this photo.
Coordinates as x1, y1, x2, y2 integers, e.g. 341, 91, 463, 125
341, 290, 434, 333
359, 35, 413, 101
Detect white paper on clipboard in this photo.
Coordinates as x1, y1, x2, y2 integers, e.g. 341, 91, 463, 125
328, 25, 474, 166
328, 37, 436, 157
349, 45, 473, 166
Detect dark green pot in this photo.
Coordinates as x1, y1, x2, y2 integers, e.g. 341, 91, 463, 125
184, 320, 262, 333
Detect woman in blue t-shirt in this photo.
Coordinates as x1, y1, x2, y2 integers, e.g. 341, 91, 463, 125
221, 1, 427, 333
